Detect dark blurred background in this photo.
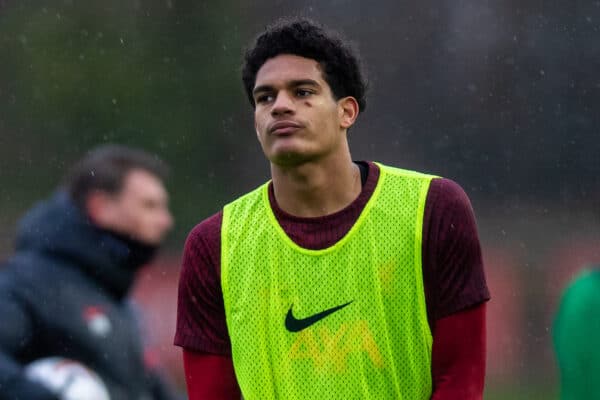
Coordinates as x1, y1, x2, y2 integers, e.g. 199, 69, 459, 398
1, 1, 599, 398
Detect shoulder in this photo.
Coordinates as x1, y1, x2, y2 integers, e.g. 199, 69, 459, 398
427, 178, 473, 210
423, 177, 480, 257
554, 268, 600, 349
0, 263, 21, 299
0, 254, 53, 293
0, 255, 60, 318
423, 177, 479, 243
224, 183, 269, 208
184, 212, 223, 253
568, 268, 600, 289
560, 269, 600, 309
181, 211, 224, 281
376, 162, 438, 181
422, 177, 489, 319
425, 178, 478, 233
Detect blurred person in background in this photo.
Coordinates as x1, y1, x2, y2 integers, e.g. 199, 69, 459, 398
0, 145, 182, 400
175, 17, 489, 400
554, 267, 600, 399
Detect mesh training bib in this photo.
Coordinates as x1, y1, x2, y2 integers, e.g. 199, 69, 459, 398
222, 163, 435, 399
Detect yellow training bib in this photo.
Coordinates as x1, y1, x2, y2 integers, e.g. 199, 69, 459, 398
222, 163, 435, 399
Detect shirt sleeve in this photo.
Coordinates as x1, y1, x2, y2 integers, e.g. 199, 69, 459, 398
174, 211, 231, 355
182, 349, 241, 400
430, 303, 487, 400
422, 178, 490, 326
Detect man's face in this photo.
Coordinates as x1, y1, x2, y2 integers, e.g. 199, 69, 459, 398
99, 169, 173, 246
252, 54, 349, 166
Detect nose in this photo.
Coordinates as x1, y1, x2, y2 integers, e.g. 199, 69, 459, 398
162, 209, 174, 232
157, 207, 174, 235
271, 92, 295, 116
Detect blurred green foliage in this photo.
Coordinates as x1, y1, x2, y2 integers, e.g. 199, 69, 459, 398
0, 1, 257, 245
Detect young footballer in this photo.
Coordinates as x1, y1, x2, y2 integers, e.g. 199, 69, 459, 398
175, 17, 490, 400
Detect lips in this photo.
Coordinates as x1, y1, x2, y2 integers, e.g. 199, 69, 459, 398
268, 120, 303, 135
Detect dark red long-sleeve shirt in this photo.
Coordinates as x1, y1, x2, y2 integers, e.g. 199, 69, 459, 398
175, 161, 490, 399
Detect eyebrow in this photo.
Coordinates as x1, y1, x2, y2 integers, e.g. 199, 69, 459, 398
253, 79, 321, 97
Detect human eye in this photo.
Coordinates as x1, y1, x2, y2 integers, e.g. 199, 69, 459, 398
296, 88, 313, 97
255, 92, 274, 104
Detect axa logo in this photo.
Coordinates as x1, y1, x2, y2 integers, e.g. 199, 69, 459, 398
285, 304, 384, 372
83, 306, 112, 338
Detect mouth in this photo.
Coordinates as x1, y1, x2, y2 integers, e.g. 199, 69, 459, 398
269, 120, 303, 135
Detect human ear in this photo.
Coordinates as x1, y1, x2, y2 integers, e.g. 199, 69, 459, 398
338, 97, 359, 129
85, 191, 116, 227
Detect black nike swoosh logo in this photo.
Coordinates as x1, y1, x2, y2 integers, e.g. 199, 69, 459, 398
285, 301, 354, 332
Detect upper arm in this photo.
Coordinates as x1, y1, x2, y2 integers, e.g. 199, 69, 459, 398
0, 275, 42, 391
174, 212, 232, 355
423, 179, 489, 398
423, 178, 490, 325
0, 277, 35, 355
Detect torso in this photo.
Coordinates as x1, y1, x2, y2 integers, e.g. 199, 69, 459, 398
175, 161, 490, 353
218, 163, 435, 398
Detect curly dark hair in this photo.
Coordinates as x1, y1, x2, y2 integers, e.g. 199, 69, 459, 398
242, 17, 368, 112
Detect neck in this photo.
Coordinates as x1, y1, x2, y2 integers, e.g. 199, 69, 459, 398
270, 149, 361, 217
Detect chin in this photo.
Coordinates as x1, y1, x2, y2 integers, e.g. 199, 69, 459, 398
268, 143, 317, 163
269, 151, 314, 167
134, 234, 162, 247
145, 237, 164, 247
